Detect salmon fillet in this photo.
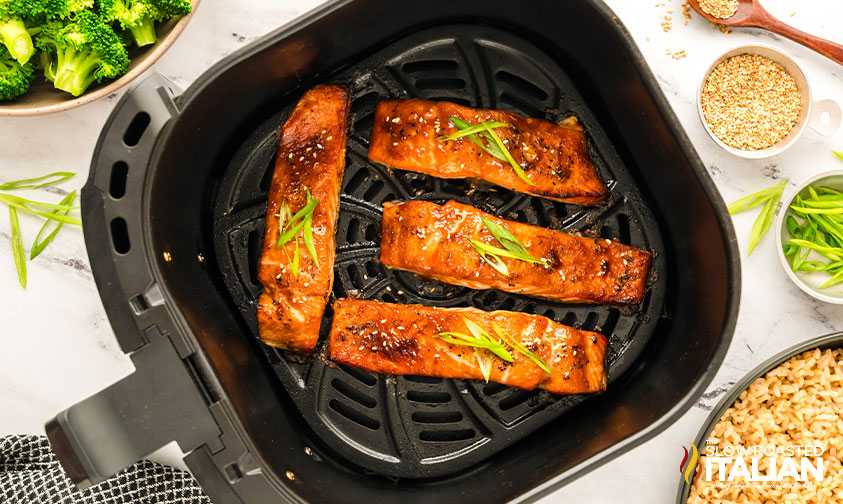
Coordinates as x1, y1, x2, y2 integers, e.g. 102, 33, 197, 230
257, 85, 350, 353
328, 300, 608, 394
380, 200, 651, 304
367, 100, 609, 205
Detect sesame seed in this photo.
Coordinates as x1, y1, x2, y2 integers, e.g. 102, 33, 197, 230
709, 21, 732, 34
698, 0, 738, 19
681, 1, 691, 24
701, 54, 801, 151
326, 135, 333, 141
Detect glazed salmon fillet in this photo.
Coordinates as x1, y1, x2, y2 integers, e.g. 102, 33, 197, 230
367, 100, 609, 205
257, 85, 350, 353
380, 200, 651, 304
328, 300, 608, 394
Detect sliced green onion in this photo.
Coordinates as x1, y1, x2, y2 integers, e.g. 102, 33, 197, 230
492, 322, 551, 374
277, 201, 292, 235
0, 194, 81, 225
820, 267, 843, 289
302, 199, 318, 269
275, 191, 319, 277
467, 238, 547, 273
790, 206, 843, 215
447, 117, 508, 161
782, 244, 799, 256
0, 171, 74, 191
481, 217, 546, 265
727, 181, 787, 215
728, 180, 787, 256
787, 239, 843, 260
437, 119, 510, 141
31, 190, 77, 260
463, 318, 514, 362
748, 195, 778, 255
796, 260, 843, 272
292, 236, 300, 279
795, 200, 843, 209
9, 206, 26, 288
436, 317, 514, 382
436, 318, 555, 381
467, 238, 510, 276
438, 117, 535, 186
278, 218, 307, 247
783, 157, 843, 285
276, 193, 318, 248
816, 187, 843, 196
475, 347, 493, 383
785, 215, 803, 242
481, 123, 535, 187
466, 217, 548, 276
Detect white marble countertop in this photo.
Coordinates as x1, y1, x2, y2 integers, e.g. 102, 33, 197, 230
1, 0, 841, 502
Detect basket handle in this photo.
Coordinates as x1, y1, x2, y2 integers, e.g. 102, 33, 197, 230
45, 326, 221, 488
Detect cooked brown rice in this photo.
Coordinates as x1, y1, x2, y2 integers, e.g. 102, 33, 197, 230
688, 348, 843, 503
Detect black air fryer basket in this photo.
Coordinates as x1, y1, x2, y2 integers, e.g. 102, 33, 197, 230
46, 1, 740, 503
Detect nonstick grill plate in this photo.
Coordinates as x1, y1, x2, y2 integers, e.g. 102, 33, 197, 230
212, 25, 666, 479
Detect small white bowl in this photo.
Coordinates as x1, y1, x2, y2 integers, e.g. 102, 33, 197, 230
697, 44, 841, 159
776, 170, 843, 304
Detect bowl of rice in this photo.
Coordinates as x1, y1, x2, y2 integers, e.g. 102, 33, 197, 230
677, 332, 843, 503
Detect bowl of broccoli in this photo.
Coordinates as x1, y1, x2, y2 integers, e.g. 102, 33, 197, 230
0, 0, 197, 116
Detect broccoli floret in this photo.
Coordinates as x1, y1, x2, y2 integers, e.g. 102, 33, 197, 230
34, 10, 128, 96
0, 44, 34, 99
97, 0, 189, 47
0, 0, 81, 64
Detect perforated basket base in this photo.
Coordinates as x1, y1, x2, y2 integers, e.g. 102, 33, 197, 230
212, 25, 666, 479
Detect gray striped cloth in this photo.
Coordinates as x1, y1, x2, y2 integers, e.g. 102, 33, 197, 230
0, 436, 210, 504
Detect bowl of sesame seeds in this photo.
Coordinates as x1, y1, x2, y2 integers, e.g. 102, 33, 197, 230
698, 44, 839, 159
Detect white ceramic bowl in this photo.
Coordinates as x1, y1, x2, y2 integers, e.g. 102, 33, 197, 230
0, 0, 199, 117
776, 169, 843, 304
697, 44, 841, 159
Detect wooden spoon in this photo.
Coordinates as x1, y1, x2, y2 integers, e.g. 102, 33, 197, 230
686, 0, 843, 66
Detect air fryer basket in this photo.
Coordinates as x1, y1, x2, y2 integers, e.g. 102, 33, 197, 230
212, 24, 667, 479
47, 1, 739, 503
